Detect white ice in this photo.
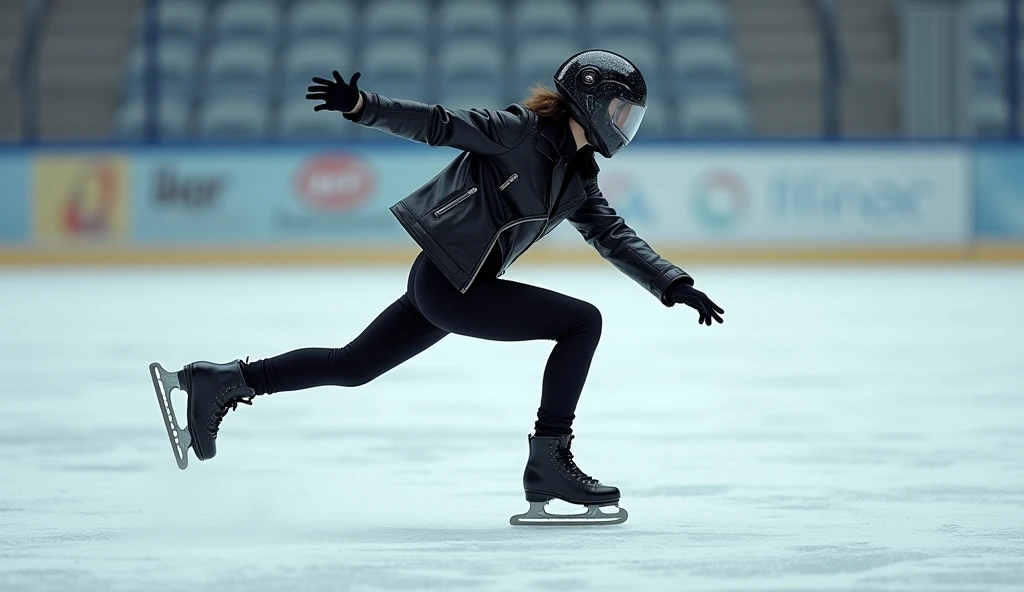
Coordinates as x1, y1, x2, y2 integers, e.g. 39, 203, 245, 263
1, 265, 1022, 592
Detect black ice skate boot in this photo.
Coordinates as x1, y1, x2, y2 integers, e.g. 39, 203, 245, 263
149, 360, 256, 470
509, 435, 628, 526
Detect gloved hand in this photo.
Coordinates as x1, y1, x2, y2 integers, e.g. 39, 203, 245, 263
665, 281, 724, 326
306, 71, 362, 113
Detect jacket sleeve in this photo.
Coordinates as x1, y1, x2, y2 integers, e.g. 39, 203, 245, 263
344, 92, 530, 156
567, 178, 692, 307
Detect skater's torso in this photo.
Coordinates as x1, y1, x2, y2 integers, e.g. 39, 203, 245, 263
351, 91, 688, 300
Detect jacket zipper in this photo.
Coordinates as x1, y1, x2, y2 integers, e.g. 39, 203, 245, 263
499, 173, 519, 191
433, 187, 478, 217
461, 215, 546, 293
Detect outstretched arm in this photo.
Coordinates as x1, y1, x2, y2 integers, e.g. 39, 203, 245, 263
568, 178, 724, 324
307, 71, 529, 156
568, 178, 690, 305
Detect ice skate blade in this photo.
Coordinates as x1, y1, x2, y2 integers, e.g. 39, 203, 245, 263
509, 501, 628, 526
150, 362, 191, 470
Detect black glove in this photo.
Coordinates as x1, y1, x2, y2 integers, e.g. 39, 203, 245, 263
665, 281, 725, 326
306, 71, 362, 113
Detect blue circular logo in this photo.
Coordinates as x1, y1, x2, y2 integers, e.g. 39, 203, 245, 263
690, 170, 750, 231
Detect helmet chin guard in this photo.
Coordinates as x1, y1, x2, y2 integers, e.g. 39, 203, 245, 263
554, 50, 647, 158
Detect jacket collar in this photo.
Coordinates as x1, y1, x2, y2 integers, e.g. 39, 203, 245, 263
536, 117, 580, 162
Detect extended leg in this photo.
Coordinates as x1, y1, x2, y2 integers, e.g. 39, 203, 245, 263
150, 294, 447, 469
242, 295, 448, 395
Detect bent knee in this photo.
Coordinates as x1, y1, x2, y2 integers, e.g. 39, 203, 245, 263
563, 300, 602, 341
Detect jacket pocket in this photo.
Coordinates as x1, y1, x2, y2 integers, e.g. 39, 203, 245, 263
498, 173, 519, 191
433, 187, 478, 217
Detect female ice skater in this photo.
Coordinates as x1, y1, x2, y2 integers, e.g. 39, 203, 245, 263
149, 50, 724, 526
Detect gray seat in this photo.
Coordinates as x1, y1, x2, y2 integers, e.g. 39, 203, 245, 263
364, 0, 430, 43
513, 0, 580, 44
514, 40, 579, 92
116, 98, 190, 138
679, 96, 751, 136
971, 0, 1010, 43
279, 100, 351, 138
601, 39, 663, 97
197, 98, 272, 138
972, 95, 1009, 136
213, 0, 280, 44
439, 42, 504, 98
669, 40, 742, 97
972, 43, 1003, 95
152, 0, 206, 45
123, 42, 198, 100
664, 0, 731, 40
287, 0, 356, 42
362, 42, 430, 100
438, 0, 503, 43
202, 41, 274, 99
587, 0, 655, 44
284, 41, 351, 92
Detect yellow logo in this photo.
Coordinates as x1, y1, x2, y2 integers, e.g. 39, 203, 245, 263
35, 157, 129, 242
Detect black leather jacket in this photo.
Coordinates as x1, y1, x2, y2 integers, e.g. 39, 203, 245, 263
347, 92, 691, 306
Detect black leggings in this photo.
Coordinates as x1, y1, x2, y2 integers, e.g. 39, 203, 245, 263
242, 252, 603, 435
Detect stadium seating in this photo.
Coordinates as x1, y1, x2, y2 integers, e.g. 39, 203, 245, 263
122, 42, 197, 101
116, 99, 191, 138
967, 0, 1024, 135
361, 41, 431, 101
363, 0, 430, 44
439, 41, 506, 100
438, 0, 504, 45
678, 96, 751, 136
197, 98, 272, 138
512, 0, 581, 45
971, 95, 1009, 137
287, 0, 357, 44
663, 0, 731, 41
152, 0, 206, 46
669, 40, 743, 98
212, 0, 281, 45
587, 0, 655, 46
514, 39, 580, 93
284, 41, 352, 94
120, 0, 752, 139
202, 41, 274, 99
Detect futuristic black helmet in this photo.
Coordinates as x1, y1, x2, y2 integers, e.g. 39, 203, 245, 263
553, 49, 647, 158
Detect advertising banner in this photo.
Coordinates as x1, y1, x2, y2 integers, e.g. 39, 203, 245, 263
132, 148, 454, 244
975, 146, 1024, 239
0, 153, 29, 243
544, 146, 971, 247
32, 155, 131, 245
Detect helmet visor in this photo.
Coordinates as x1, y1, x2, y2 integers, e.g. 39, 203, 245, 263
608, 98, 646, 143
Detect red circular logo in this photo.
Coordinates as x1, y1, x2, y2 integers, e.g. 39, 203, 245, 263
294, 154, 375, 211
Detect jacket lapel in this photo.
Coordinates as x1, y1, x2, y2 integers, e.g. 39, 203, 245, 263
539, 118, 587, 216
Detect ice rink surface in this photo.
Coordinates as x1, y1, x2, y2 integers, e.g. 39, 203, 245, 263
1, 264, 1023, 592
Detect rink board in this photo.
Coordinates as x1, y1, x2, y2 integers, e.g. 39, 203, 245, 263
2, 141, 1023, 263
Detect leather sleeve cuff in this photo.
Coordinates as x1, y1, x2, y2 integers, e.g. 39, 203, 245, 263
343, 91, 377, 125
652, 267, 693, 307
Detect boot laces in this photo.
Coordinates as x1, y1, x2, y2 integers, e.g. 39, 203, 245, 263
557, 446, 597, 485
211, 396, 253, 438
